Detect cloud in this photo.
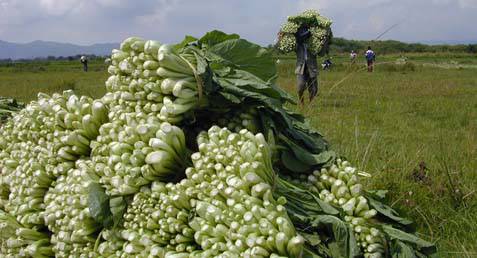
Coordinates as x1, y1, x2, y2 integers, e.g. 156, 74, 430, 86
459, 0, 477, 8
0, 0, 476, 45
39, 0, 81, 16
134, 0, 179, 26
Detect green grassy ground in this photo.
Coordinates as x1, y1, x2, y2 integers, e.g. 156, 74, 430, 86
1, 56, 476, 257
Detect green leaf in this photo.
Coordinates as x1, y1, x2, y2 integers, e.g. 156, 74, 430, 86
302, 232, 322, 247
281, 150, 310, 173
382, 225, 436, 255
309, 215, 361, 258
198, 30, 240, 48
275, 177, 339, 216
366, 194, 413, 226
206, 37, 276, 82
175, 35, 198, 50
279, 134, 334, 167
88, 183, 113, 228
109, 197, 127, 228
390, 240, 418, 258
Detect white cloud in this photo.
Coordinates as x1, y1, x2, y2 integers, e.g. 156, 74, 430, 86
95, 0, 128, 8
0, 0, 476, 45
134, 0, 179, 26
459, 0, 477, 8
39, 0, 82, 16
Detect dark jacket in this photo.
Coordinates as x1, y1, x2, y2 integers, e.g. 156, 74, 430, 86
295, 27, 318, 77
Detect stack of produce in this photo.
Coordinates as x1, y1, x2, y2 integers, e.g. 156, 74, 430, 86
119, 182, 199, 256
0, 91, 108, 256
91, 115, 190, 196
0, 30, 436, 257
0, 97, 24, 124
307, 159, 386, 257
277, 9, 333, 55
43, 160, 101, 258
106, 37, 201, 124
183, 126, 303, 257
0, 210, 53, 257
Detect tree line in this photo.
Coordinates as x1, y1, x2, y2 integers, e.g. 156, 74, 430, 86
329, 37, 477, 54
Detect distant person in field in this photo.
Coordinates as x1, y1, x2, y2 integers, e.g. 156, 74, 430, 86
365, 46, 376, 72
80, 56, 88, 72
294, 24, 318, 106
350, 50, 357, 64
322, 57, 332, 70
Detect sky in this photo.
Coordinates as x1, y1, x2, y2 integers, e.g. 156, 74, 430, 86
1, 0, 477, 45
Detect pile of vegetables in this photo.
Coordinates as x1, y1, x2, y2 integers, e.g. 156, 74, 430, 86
277, 9, 333, 56
0, 97, 24, 124
0, 29, 436, 257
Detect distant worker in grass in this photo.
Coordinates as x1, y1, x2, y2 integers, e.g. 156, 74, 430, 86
365, 46, 376, 72
350, 50, 357, 64
322, 57, 332, 70
80, 56, 88, 72
294, 24, 318, 106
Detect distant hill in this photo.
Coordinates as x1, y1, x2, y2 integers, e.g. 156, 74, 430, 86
0, 40, 119, 60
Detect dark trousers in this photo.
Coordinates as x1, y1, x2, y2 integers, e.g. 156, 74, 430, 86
297, 68, 318, 104
367, 60, 374, 72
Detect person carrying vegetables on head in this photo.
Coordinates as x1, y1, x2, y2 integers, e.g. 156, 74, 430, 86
80, 55, 88, 72
294, 23, 319, 106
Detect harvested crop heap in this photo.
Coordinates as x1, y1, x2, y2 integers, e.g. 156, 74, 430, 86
277, 9, 333, 55
0, 30, 435, 257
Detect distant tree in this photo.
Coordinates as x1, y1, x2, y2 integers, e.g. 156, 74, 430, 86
466, 44, 477, 53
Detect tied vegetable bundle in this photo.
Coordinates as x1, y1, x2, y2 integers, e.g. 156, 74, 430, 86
277, 9, 333, 56
0, 30, 436, 257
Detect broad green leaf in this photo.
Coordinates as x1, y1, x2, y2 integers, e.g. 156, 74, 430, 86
309, 215, 361, 258
88, 183, 113, 228
279, 134, 334, 167
109, 196, 127, 228
390, 240, 418, 258
367, 195, 414, 226
281, 150, 310, 173
207, 38, 276, 82
382, 225, 436, 255
302, 233, 322, 247
275, 178, 339, 216
198, 30, 240, 48
175, 35, 198, 50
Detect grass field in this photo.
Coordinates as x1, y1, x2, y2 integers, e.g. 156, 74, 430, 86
1, 55, 476, 257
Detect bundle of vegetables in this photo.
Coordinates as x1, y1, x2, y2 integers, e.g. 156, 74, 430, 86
0, 91, 108, 228
0, 210, 53, 257
306, 159, 386, 257
106, 37, 201, 124
185, 126, 304, 257
90, 111, 191, 196
43, 160, 101, 258
0, 30, 436, 257
0, 97, 24, 124
119, 182, 199, 256
277, 9, 333, 55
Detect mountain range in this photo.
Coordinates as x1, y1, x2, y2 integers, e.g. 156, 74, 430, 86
0, 40, 119, 60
